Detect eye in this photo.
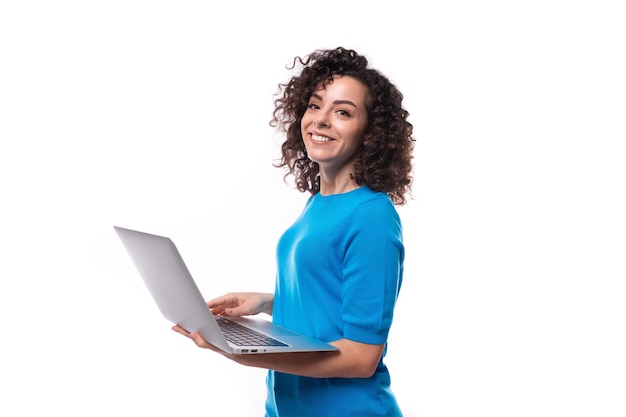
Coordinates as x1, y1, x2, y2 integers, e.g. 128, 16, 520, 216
337, 109, 351, 117
308, 103, 320, 110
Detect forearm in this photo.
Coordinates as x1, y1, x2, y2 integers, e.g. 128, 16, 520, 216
260, 292, 274, 316
227, 338, 384, 379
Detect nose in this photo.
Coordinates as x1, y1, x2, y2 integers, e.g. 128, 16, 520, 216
313, 119, 328, 128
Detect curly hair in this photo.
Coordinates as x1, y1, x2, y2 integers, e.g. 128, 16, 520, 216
271, 47, 414, 206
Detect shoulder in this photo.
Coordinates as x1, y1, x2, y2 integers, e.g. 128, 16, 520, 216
353, 187, 399, 216
346, 188, 401, 234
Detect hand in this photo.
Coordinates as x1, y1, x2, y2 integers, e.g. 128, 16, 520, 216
207, 292, 274, 317
171, 325, 226, 354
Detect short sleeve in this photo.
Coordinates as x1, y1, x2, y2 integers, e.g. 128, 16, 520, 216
341, 196, 404, 344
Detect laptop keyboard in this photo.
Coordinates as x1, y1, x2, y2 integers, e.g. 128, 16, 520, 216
215, 316, 288, 347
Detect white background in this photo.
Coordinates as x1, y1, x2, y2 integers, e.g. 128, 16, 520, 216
1, 1, 624, 416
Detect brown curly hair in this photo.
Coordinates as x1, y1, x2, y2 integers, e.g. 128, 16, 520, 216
271, 47, 414, 206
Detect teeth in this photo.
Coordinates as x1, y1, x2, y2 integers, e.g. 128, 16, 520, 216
312, 134, 332, 142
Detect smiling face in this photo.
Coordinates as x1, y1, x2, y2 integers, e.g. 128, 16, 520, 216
301, 75, 369, 180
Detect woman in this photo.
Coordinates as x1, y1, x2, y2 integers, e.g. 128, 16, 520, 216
174, 46, 414, 417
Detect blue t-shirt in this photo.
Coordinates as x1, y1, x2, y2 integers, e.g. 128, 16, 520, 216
266, 186, 404, 417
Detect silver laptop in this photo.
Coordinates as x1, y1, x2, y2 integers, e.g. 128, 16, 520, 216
114, 226, 338, 354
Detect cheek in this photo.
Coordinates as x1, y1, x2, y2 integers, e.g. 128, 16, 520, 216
300, 114, 312, 133
300, 123, 308, 140
302, 111, 314, 122
347, 127, 367, 148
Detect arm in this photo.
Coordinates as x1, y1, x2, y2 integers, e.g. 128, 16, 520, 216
173, 291, 383, 378
172, 326, 385, 379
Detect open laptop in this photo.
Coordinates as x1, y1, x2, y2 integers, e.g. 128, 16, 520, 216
114, 226, 338, 354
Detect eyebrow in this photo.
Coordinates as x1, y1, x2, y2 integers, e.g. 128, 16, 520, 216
310, 93, 359, 108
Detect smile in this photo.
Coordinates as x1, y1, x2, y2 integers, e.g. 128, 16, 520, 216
311, 134, 333, 143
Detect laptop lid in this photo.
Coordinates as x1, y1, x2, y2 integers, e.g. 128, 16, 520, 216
114, 226, 337, 354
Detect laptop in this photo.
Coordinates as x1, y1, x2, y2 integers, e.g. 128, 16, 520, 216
114, 226, 338, 354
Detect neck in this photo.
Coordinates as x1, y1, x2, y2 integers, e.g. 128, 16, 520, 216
319, 171, 360, 196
